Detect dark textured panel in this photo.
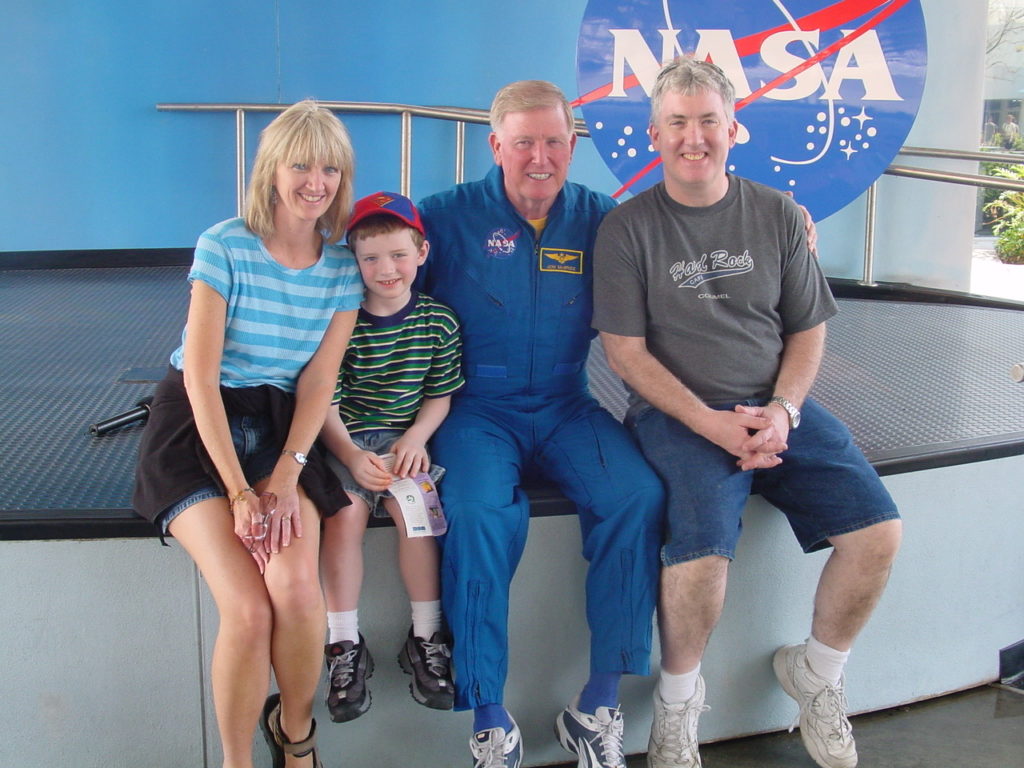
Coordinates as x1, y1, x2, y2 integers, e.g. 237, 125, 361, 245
586, 300, 1024, 466
2, 265, 1024, 540
0, 247, 192, 270
0, 267, 190, 517
815, 300, 1024, 464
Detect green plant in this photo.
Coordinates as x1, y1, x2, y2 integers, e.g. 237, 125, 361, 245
983, 163, 1024, 264
978, 144, 1024, 228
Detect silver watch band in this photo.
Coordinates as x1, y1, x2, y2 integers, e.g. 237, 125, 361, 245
768, 396, 801, 429
281, 449, 308, 466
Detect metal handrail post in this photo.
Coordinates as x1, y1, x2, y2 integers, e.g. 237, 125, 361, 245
235, 109, 246, 217
862, 181, 878, 287
400, 111, 412, 198
455, 121, 466, 185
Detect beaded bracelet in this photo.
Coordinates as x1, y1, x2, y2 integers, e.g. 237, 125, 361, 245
229, 487, 257, 511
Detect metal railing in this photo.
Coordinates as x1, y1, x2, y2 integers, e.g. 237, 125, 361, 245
858, 145, 1024, 286
157, 101, 592, 212
157, 100, 1024, 286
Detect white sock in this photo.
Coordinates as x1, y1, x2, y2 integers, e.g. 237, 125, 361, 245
805, 635, 849, 685
658, 663, 701, 705
327, 610, 359, 645
411, 600, 442, 639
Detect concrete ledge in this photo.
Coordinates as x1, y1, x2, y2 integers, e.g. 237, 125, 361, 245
3, 456, 1022, 767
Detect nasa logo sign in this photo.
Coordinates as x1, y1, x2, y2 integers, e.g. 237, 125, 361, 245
575, 0, 928, 220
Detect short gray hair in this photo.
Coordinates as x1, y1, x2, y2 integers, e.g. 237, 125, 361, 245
650, 58, 736, 125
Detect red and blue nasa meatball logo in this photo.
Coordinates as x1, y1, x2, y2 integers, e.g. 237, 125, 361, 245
485, 227, 522, 258
575, 0, 927, 220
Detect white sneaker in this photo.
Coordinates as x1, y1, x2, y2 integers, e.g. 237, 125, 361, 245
470, 718, 523, 768
647, 674, 708, 768
555, 696, 626, 768
773, 643, 857, 768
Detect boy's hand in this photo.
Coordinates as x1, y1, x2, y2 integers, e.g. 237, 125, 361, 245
388, 435, 430, 478
347, 450, 392, 492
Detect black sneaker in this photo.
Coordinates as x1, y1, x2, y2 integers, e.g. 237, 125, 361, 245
324, 635, 374, 722
397, 626, 454, 710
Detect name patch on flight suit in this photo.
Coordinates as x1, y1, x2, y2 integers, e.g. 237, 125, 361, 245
539, 248, 583, 274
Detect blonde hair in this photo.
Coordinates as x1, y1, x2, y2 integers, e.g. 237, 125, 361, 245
650, 58, 736, 125
245, 100, 355, 244
489, 80, 575, 135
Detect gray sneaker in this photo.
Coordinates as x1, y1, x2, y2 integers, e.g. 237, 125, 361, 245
647, 674, 708, 768
324, 635, 373, 722
398, 626, 454, 710
773, 643, 857, 768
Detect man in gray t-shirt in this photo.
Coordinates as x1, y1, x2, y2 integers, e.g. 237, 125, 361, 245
595, 174, 836, 407
593, 58, 901, 768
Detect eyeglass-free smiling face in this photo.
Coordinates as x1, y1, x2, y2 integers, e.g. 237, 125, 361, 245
490, 106, 577, 221
649, 88, 738, 207
273, 160, 341, 229
352, 228, 429, 316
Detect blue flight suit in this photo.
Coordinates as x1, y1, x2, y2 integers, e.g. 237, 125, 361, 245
418, 166, 663, 710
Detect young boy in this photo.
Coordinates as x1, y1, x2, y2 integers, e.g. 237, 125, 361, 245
319, 191, 464, 722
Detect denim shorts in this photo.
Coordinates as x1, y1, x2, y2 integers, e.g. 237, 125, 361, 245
325, 429, 445, 518
156, 411, 281, 534
629, 398, 900, 565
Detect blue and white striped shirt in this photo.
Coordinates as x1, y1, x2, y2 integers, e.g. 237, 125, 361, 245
170, 218, 363, 392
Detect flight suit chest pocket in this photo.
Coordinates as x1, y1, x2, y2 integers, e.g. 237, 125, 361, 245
453, 259, 524, 378
544, 269, 593, 376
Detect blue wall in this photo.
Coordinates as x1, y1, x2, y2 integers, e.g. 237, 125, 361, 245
0, 0, 619, 252
0, 1, 989, 292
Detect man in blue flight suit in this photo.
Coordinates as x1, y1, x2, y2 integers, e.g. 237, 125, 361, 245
417, 80, 664, 768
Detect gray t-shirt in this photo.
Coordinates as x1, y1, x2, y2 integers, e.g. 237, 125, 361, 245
593, 176, 837, 405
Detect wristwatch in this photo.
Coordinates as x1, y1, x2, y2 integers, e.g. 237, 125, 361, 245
281, 449, 308, 466
768, 396, 801, 429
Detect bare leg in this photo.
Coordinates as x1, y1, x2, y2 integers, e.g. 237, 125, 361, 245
262, 491, 325, 768
384, 497, 441, 602
320, 498, 371, 613
812, 519, 902, 650
170, 498, 272, 768
658, 556, 730, 674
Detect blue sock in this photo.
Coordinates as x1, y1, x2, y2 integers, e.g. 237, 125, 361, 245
578, 672, 622, 714
474, 704, 512, 733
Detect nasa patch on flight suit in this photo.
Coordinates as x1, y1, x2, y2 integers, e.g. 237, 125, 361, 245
539, 247, 583, 274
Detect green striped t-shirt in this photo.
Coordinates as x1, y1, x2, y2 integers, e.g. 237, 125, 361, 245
332, 292, 464, 433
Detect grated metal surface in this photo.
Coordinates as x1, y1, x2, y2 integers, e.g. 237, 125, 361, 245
0, 267, 189, 513
2, 266, 1024, 517
587, 300, 1024, 467
815, 300, 1024, 462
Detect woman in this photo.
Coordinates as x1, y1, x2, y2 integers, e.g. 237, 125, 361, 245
133, 100, 361, 768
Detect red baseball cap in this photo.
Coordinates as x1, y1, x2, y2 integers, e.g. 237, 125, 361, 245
347, 191, 425, 239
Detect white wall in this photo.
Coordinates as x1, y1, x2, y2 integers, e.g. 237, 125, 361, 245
4, 455, 1022, 767
817, 0, 989, 291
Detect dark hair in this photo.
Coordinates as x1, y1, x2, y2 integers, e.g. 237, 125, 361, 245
348, 213, 425, 250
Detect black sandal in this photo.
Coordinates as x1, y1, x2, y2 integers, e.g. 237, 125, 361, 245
260, 692, 323, 768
